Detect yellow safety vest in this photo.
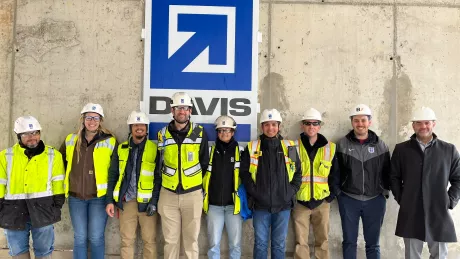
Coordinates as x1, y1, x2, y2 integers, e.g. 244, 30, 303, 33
64, 134, 116, 197
295, 139, 336, 201
0, 144, 65, 199
158, 123, 204, 191
113, 139, 157, 203
247, 139, 296, 182
203, 145, 241, 214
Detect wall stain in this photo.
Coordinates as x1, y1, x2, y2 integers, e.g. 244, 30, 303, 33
259, 72, 290, 136
379, 71, 414, 150
0, 2, 13, 27
16, 18, 80, 62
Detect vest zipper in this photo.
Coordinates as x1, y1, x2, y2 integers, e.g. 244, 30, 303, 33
178, 144, 182, 192
310, 156, 314, 201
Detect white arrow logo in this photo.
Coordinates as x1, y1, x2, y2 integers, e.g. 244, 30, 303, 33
168, 5, 236, 74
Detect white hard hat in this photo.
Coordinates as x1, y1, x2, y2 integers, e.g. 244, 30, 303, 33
260, 109, 282, 124
350, 104, 372, 117
215, 115, 237, 129
81, 103, 104, 117
127, 111, 150, 125
14, 116, 42, 134
411, 107, 437, 121
301, 108, 323, 124
170, 92, 193, 107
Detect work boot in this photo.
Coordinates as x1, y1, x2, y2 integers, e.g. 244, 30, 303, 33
13, 252, 31, 259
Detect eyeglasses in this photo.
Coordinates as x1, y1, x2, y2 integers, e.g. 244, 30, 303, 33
84, 116, 101, 122
217, 129, 233, 134
174, 106, 190, 111
22, 131, 40, 137
302, 121, 320, 126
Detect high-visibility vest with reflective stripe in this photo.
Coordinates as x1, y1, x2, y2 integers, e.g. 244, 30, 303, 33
203, 145, 241, 214
113, 139, 157, 203
158, 123, 203, 191
64, 133, 116, 197
0, 144, 65, 200
296, 139, 336, 201
247, 139, 296, 183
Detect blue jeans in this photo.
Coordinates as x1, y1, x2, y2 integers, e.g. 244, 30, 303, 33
253, 209, 291, 259
68, 196, 108, 259
4, 222, 54, 257
338, 193, 386, 259
207, 205, 242, 259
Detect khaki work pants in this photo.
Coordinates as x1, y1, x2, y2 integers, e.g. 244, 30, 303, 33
292, 201, 330, 259
119, 200, 158, 259
158, 187, 203, 259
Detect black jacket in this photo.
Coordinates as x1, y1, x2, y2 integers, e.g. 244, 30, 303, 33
336, 130, 391, 197
298, 133, 341, 209
0, 141, 64, 230
152, 121, 209, 205
107, 137, 153, 212
208, 138, 239, 206
240, 134, 302, 213
391, 134, 460, 242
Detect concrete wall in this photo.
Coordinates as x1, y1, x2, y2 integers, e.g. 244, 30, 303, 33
1, 0, 460, 258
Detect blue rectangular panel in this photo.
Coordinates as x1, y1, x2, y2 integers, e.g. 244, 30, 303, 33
149, 122, 251, 142
150, 0, 253, 91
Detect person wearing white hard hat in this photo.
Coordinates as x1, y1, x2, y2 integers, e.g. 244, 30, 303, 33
390, 107, 460, 259
0, 116, 65, 259
153, 92, 209, 259
292, 108, 340, 259
59, 103, 117, 259
203, 115, 242, 259
240, 108, 301, 259
336, 104, 391, 259
105, 111, 159, 259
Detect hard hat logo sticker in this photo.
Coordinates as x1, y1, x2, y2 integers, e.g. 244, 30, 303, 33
222, 121, 226, 125
92, 106, 96, 110
268, 114, 272, 119
29, 124, 33, 129
137, 117, 140, 121
356, 108, 361, 112
181, 99, 184, 104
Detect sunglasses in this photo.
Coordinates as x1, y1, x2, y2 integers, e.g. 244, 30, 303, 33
217, 129, 233, 134
84, 116, 101, 122
22, 130, 40, 137
302, 121, 320, 126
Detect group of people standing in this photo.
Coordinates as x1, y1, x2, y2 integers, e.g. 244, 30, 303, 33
0, 91, 459, 259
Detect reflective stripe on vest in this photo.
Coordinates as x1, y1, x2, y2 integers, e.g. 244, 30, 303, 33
301, 176, 328, 183
5, 147, 56, 200
96, 138, 115, 151
203, 145, 241, 214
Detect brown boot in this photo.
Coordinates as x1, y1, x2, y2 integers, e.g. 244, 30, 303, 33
12, 252, 31, 259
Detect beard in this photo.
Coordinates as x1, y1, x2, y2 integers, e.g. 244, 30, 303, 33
25, 143, 38, 148
174, 116, 189, 124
